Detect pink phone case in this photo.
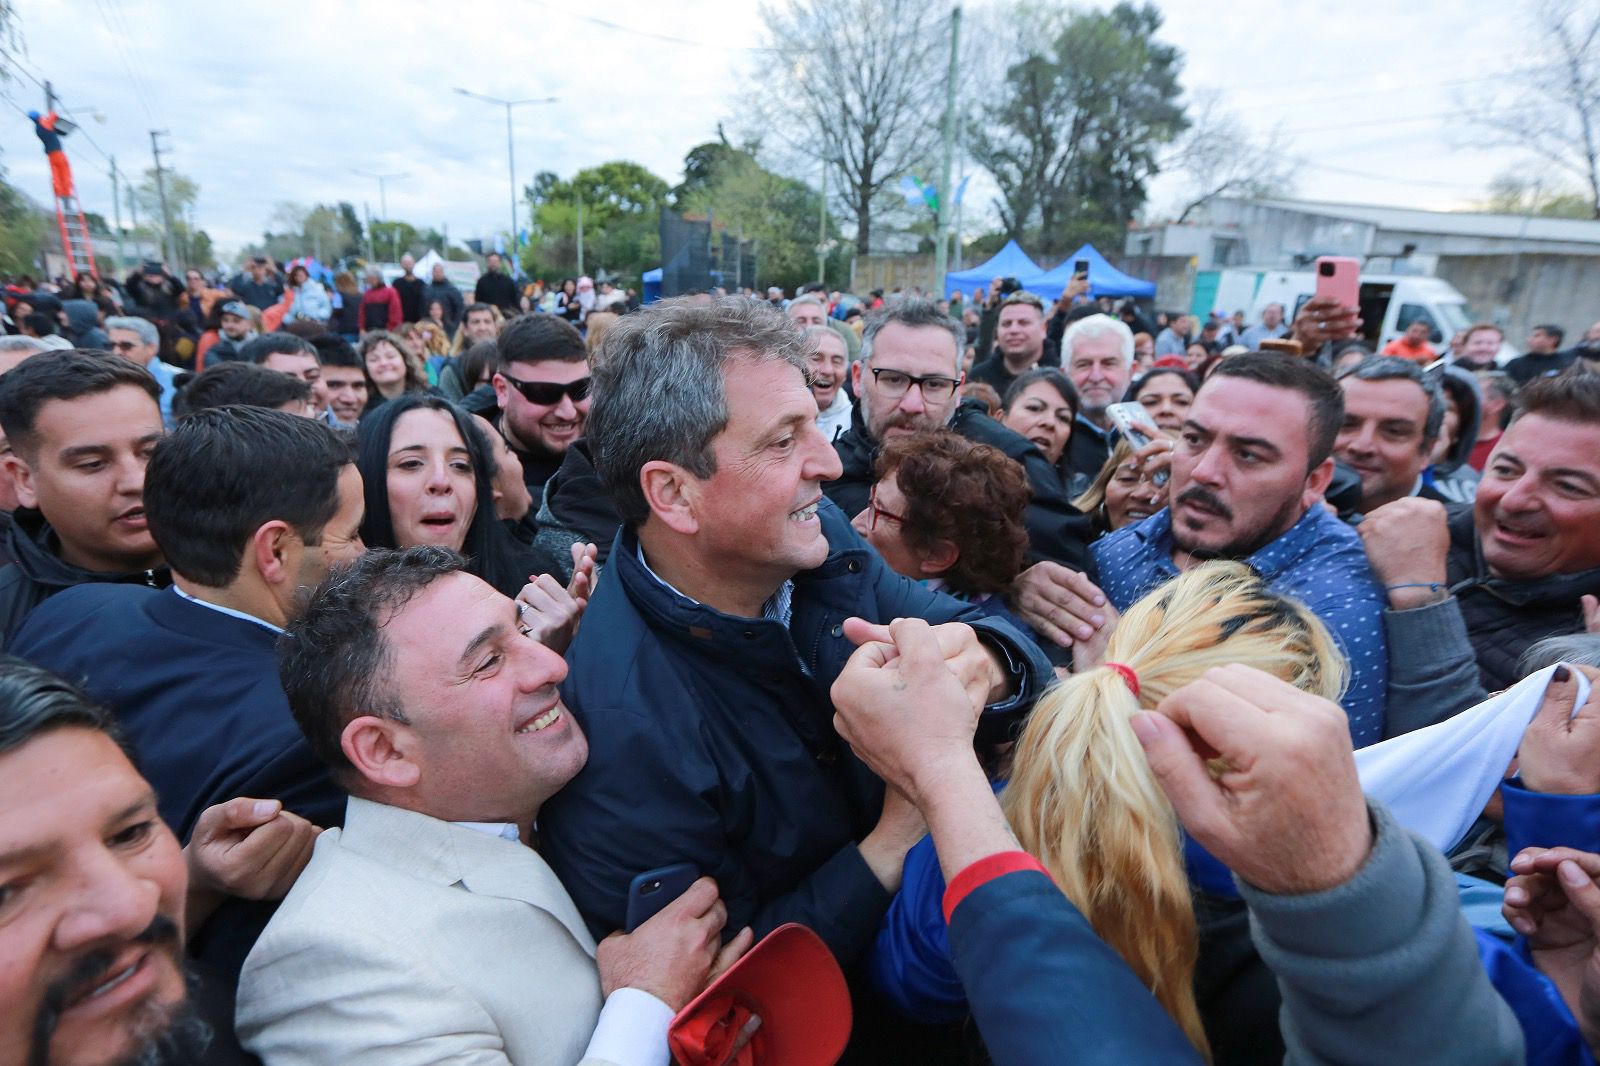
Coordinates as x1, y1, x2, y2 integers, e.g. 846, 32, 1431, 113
1314, 256, 1360, 308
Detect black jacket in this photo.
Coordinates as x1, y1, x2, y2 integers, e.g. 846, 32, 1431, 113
538, 501, 1053, 964
393, 274, 426, 322
0, 509, 169, 649
534, 439, 621, 581
460, 393, 564, 501
967, 338, 1062, 398
474, 271, 519, 315
421, 279, 465, 336
1444, 505, 1600, 690
826, 399, 1094, 570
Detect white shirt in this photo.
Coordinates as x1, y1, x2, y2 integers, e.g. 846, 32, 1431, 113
816, 389, 854, 443
171, 586, 283, 634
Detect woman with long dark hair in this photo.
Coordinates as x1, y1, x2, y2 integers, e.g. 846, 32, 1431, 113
356, 394, 557, 598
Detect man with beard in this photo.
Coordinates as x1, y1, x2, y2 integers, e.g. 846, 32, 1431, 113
804, 325, 852, 441
825, 300, 1092, 569
0, 655, 301, 1066
471, 314, 590, 501
1060, 314, 1136, 490
1041, 354, 1390, 745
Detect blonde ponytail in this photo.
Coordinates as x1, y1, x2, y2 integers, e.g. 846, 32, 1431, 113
1001, 561, 1348, 1057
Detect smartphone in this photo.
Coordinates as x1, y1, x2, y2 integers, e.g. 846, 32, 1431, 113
624, 863, 698, 933
1074, 258, 1090, 278
1106, 401, 1169, 487
1314, 256, 1360, 309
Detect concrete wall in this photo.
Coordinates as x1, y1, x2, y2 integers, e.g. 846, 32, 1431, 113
1118, 254, 1199, 313
1436, 253, 1600, 345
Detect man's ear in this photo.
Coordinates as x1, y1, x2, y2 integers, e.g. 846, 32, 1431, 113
342, 716, 420, 790
4, 453, 37, 510
918, 539, 960, 578
492, 373, 510, 411
1303, 456, 1336, 508
851, 360, 864, 395
639, 460, 701, 537
249, 519, 296, 586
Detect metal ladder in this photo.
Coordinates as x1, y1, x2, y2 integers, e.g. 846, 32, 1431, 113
54, 190, 99, 280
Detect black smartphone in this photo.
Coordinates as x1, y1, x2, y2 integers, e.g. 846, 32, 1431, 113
1075, 259, 1089, 277
624, 863, 698, 932
998, 276, 1022, 296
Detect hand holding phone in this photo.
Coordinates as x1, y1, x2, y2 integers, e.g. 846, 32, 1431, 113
1314, 256, 1360, 310
624, 863, 699, 933
1106, 401, 1170, 487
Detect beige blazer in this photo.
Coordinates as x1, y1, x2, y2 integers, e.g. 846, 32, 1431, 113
237, 796, 621, 1066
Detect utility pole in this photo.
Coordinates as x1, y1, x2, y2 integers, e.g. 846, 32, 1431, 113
149, 130, 180, 269
453, 89, 558, 272
817, 163, 828, 286
362, 202, 376, 263
932, 6, 961, 300
109, 156, 126, 274
576, 196, 585, 277
353, 170, 409, 263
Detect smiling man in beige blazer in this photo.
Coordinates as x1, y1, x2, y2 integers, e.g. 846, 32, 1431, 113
237, 547, 749, 1065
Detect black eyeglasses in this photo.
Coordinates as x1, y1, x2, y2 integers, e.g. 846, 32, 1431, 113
109, 340, 141, 352
868, 368, 961, 401
500, 374, 591, 406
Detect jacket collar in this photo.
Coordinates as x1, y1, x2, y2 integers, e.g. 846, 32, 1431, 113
609, 503, 870, 668
0, 509, 169, 589
334, 796, 596, 954
146, 586, 280, 651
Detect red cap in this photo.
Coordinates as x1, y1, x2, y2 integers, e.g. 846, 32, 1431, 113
1151, 355, 1190, 370
668, 923, 851, 1065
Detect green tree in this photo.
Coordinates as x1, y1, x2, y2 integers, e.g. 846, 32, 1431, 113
523, 161, 669, 282
369, 220, 420, 261
0, 169, 46, 274
675, 136, 847, 292
1480, 170, 1595, 218
970, 2, 1187, 258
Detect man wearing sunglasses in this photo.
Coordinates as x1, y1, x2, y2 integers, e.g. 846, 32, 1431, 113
485, 315, 592, 501
826, 300, 1093, 570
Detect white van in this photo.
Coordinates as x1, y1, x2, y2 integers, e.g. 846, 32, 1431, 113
1200, 269, 1515, 361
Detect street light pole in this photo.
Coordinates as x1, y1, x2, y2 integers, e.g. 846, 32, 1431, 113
353, 170, 410, 263
454, 88, 558, 272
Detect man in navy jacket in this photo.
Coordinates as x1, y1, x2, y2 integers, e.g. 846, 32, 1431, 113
538, 297, 1052, 966
12, 405, 365, 981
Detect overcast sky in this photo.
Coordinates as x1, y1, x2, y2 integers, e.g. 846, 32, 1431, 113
0, 0, 1553, 261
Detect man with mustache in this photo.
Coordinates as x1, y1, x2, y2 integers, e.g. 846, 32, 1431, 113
0, 655, 311, 1066
1071, 354, 1391, 745
825, 299, 1093, 568
1358, 370, 1600, 720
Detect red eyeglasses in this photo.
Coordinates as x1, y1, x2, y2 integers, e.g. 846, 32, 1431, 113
863, 486, 907, 531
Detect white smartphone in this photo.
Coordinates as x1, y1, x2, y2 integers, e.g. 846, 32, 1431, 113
1106, 401, 1169, 487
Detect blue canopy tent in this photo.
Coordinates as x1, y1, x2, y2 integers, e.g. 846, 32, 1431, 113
642, 267, 662, 304
1022, 244, 1156, 300
943, 239, 1043, 300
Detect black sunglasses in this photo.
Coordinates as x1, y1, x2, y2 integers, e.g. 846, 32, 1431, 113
501, 374, 591, 406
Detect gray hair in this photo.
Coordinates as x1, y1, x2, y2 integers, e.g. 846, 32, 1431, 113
1519, 635, 1600, 677
0, 336, 47, 357
104, 316, 159, 346
588, 296, 809, 526
803, 325, 846, 354
788, 294, 825, 310
1335, 355, 1446, 446
859, 298, 963, 375
1062, 313, 1134, 366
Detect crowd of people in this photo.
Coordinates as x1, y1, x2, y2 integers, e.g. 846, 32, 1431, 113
1, 252, 1600, 1066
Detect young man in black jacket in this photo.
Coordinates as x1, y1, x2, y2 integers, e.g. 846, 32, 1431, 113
0, 351, 169, 646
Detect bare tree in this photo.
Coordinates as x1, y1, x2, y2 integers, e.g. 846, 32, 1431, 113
1166, 91, 1297, 222
757, 0, 947, 255
1461, 0, 1600, 218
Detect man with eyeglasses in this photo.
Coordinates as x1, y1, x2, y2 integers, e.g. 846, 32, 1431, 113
478, 314, 591, 501
826, 299, 1093, 569
105, 316, 182, 428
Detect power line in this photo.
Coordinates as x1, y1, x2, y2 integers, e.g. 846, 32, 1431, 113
532, 2, 799, 53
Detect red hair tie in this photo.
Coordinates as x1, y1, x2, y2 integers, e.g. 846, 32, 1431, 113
1104, 662, 1140, 699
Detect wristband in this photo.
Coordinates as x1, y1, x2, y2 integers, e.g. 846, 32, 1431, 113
1384, 582, 1445, 593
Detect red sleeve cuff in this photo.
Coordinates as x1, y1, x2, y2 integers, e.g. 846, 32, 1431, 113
942, 851, 1050, 924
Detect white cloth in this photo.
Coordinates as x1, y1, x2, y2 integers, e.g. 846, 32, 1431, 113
1355, 664, 1593, 854
816, 389, 854, 443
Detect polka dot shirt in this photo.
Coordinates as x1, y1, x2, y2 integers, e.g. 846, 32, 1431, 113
1092, 506, 1390, 747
